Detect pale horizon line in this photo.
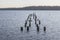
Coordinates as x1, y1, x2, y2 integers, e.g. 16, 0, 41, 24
1, 5, 60, 8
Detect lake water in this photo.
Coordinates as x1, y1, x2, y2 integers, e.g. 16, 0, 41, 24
0, 10, 60, 40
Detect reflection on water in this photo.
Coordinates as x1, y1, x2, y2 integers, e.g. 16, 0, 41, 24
0, 10, 60, 40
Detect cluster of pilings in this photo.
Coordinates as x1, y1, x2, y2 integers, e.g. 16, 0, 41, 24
20, 13, 46, 32
24, 14, 32, 31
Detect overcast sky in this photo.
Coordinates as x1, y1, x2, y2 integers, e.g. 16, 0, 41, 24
0, 0, 60, 8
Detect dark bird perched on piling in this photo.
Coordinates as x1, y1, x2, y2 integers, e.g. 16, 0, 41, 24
20, 27, 23, 31
44, 26, 46, 32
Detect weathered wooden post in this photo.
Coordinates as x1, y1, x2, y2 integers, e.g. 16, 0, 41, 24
37, 27, 39, 32
20, 27, 23, 31
29, 17, 32, 27
35, 16, 37, 24
27, 16, 30, 20
37, 19, 41, 25
29, 22, 31, 27
33, 13, 35, 19
27, 26, 29, 31
36, 24, 39, 32
25, 20, 27, 27
39, 20, 41, 25
44, 26, 46, 32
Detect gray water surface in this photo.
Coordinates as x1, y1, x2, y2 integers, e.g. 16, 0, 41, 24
0, 10, 60, 40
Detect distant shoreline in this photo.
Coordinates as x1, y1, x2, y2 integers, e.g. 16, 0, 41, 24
1, 6, 60, 10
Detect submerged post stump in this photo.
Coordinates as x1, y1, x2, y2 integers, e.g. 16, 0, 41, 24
21, 27, 23, 31
37, 26, 39, 32
36, 24, 39, 32
27, 26, 29, 31
44, 26, 46, 32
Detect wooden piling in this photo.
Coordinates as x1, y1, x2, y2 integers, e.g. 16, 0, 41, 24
37, 27, 39, 32
36, 24, 39, 32
21, 27, 23, 31
29, 18, 32, 27
29, 22, 31, 27
25, 20, 27, 27
39, 20, 41, 25
44, 26, 46, 32
27, 26, 29, 31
